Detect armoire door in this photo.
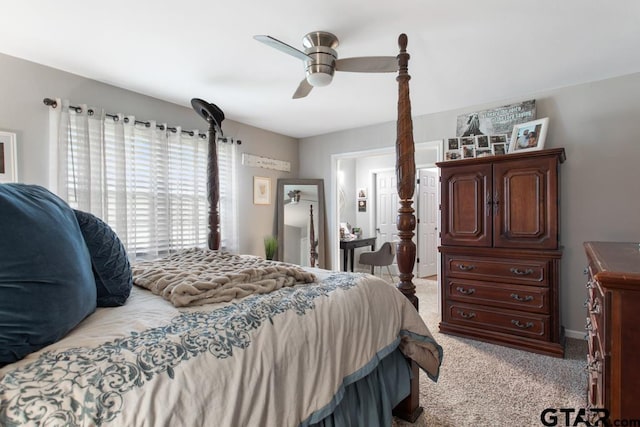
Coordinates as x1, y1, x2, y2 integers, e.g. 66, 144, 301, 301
440, 163, 492, 247
492, 156, 558, 249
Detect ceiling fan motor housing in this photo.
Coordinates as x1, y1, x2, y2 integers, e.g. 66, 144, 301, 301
303, 31, 339, 87
304, 47, 337, 86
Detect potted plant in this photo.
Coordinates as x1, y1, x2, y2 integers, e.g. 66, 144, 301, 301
264, 236, 278, 260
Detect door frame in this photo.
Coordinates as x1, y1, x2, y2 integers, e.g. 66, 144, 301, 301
331, 140, 444, 310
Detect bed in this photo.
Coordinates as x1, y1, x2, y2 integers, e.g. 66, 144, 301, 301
0, 34, 442, 426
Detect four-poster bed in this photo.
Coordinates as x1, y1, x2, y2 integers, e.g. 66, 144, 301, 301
0, 34, 439, 426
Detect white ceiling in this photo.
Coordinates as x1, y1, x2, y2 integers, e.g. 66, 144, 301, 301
2, 1, 639, 139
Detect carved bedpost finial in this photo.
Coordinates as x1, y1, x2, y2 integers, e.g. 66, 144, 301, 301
397, 34, 409, 78
395, 33, 417, 309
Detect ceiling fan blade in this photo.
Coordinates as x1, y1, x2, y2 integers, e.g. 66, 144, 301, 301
253, 35, 310, 61
335, 56, 398, 73
292, 79, 313, 99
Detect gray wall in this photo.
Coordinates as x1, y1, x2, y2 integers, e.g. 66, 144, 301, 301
0, 52, 298, 257
299, 72, 640, 337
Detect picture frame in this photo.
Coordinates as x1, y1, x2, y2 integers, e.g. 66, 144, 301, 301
445, 150, 461, 161
461, 145, 475, 159
0, 131, 18, 183
447, 137, 460, 150
358, 199, 367, 212
476, 148, 492, 158
489, 134, 508, 144
509, 117, 549, 153
253, 176, 271, 205
357, 187, 368, 199
460, 136, 475, 146
475, 135, 490, 149
492, 143, 507, 156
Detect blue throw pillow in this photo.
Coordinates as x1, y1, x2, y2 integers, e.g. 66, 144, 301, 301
73, 209, 132, 307
0, 184, 96, 366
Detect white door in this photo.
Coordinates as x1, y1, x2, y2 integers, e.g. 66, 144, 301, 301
417, 168, 438, 277
375, 171, 399, 271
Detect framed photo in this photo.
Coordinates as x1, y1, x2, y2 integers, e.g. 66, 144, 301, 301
447, 137, 460, 150
462, 145, 475, 159
0, 131, 18, 183
460, 136, 475, 146
253, 176, 271, 205
489, 134, 508, 144
358, 199, 367, 212
492, 143, 507, 156
475, 135, 489, 149
476, 148, 492, 158
509, 117, 549, 153
357, 187, 367, 199
445, 150, 461, 161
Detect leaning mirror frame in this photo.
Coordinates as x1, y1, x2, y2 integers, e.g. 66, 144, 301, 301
276, 178, 326, 269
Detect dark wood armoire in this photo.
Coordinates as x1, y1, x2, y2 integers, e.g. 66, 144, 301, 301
437, 147, 565, 357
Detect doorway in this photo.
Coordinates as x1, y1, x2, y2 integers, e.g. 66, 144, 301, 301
372, 168, 438, 278
332, 140, 443, 311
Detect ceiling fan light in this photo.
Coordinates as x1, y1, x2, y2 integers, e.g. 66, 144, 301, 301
307, 72, 333, 87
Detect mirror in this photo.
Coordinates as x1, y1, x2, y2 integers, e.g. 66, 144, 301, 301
277, 179, 325, 268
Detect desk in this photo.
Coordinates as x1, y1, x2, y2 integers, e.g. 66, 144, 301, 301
340, 237, 376, 272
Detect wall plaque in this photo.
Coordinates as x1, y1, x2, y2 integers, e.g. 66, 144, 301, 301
242, 153, 291, 172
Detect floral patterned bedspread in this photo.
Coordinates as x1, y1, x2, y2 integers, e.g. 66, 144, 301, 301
0, 270, 442, 426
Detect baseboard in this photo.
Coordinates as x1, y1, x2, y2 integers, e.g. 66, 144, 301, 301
564, 329, 586, 340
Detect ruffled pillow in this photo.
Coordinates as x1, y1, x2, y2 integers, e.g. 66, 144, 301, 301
74, 209, 132, 307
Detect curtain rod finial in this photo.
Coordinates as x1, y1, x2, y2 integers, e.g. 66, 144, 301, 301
43, 98, 57, 108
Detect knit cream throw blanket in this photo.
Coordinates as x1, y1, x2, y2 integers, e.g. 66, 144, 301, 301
132, 248, 317, 307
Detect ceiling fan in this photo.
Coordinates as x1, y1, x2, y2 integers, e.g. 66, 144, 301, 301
254, 31, 398, 99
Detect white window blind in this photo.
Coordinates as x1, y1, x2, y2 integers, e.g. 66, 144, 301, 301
50, 99, 237, 261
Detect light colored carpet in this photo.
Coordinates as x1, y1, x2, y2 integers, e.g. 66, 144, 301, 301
392, 278, 587, 427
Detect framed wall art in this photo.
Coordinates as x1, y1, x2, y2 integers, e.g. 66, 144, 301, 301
253, 176, 271, 205
509, 117, 549, 153
456, 99, 536, 138
0, 131, 18, 183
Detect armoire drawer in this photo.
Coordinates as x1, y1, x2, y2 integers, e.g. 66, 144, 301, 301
444, 254, 549, 286
446, 278, 549, 314
444, 302, 550, 340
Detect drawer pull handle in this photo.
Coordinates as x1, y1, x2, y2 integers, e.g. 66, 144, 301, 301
457, 310, 476, 319
457, 264, 476, 271
510, 267, 534, 276
586, 353, 601, 373
511, 320, 534, 329
585, 317, 593, 332
510, 293, 533, 302
456, 286, 475, 295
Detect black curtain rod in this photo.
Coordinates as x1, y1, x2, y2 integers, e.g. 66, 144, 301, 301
42, 97, 232, 141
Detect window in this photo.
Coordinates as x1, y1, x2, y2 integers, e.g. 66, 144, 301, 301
50, 100, 237, 261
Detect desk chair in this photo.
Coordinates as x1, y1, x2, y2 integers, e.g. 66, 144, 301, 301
359, 242, 395, 282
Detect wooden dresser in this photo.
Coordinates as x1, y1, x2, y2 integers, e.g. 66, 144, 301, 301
584, 241, 640, 420
437, 148, 565, 357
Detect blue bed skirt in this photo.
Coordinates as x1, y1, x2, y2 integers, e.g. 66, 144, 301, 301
302, 341, 412, 427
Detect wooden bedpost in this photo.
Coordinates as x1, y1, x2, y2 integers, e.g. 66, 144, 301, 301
394, 33, 417, 308
206, 119, 221, 250
309, 204, 317, 267
191, 98, 224, 251
392, 33, 424, 423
